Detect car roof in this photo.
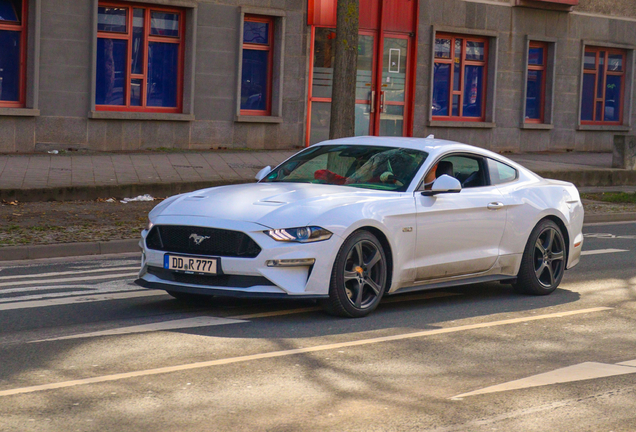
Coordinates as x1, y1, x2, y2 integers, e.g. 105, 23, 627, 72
316, 136, 494, 158
314, 136, 536, 178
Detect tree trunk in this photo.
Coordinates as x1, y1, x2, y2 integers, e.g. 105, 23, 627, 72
329, 0, 359, 140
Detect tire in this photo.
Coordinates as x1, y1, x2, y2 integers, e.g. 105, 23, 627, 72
165, 290, 211, 302
321, 230, 388, 318
513, 219, 566, 295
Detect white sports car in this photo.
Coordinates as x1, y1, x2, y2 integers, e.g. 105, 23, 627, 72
135, 136, 584, 317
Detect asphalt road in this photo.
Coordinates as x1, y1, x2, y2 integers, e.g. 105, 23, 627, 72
0, 222, 635, 431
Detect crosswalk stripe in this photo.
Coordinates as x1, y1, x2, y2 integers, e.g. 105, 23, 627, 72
32, 316, 247, 342
0, 266, 139, 281
581, 248, 629, 256
0, 272, 138, 288
0, 290, 165, 311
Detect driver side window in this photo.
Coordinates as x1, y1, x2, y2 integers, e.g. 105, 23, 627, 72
436, 155, 487, 188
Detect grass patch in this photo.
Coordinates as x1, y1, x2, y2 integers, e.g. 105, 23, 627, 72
581, 192, 636, 204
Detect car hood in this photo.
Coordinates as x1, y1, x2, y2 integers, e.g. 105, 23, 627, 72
153, 182, 395, 228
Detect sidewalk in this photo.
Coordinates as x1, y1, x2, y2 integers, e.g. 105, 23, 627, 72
0, 149, 635, 202
0, 150, 296, 202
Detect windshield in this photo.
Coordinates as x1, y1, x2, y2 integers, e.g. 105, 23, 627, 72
262, 145, 428, 192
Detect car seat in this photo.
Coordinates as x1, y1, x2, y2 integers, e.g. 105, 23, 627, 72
435, 161, 454, 178
461, 171, 482, 188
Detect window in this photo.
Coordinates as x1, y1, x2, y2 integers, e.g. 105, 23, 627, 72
580, 47, 625, 124
424, 154, 487, 189
240, 15, 273, 116
263, 145, 428, 192
487, 158, 517, 185
0, 0, 27, 108
525, 42, 547, 123
432, 34, 488, 121
96, 3, 184, 112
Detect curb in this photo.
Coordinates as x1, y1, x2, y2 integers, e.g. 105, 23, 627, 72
0, 179, 250, 203
583, 212, 636, 224
536, 169, 636, 188
1, 213, 635, 262
0, 239, 140, 262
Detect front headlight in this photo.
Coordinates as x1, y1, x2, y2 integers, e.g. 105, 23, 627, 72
265, 226, 332, 243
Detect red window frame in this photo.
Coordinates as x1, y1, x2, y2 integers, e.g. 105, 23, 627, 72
581, 47, 626, 125
96, 1, 185, 113
525, 41, 547, 124
240, 15, 274, 116
0, 0, 28, 108
432, 33, 489, 122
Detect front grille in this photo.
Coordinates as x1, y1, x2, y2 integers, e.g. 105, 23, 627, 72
147, 267, 274, 288
146, 225, 261, 258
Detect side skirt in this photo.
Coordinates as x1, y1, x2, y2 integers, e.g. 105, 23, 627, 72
388, 274, 517, 296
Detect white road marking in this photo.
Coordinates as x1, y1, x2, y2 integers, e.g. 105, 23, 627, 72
0, 290, 166, 311
0, 267, 139, 281
0, 272, 138, 288
21, 291, 462, 339
580, 248, 629, 256
452, 360, 636, 399
584, 233, 636, 239
0, 307, 611, 397
32, 317, 247, 342
584, 220, 636, 227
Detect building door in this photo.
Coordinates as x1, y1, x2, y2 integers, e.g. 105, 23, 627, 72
308, 29, 412, 145
376, 34, 410, 137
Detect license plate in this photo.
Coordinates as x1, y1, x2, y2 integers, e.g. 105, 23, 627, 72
164, 255, 218, 275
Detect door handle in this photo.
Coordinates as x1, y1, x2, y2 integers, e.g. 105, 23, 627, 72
370, 90, 375, 113
487, 202, 505, 210
380, 91, 386, 113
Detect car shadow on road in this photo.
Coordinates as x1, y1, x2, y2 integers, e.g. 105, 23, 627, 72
160, 282, 582, 340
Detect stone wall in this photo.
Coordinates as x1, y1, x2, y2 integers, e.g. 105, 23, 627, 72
1, 0, 634, 153
411, 0, 636, 153
0, 0, 308, 153
576, 0, 636, 19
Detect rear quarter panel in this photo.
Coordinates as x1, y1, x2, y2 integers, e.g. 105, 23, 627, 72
496, 175, 583, 270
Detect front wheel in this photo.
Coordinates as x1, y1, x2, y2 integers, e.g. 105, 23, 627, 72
321, 231, 388, 318
514, 219, 566, 295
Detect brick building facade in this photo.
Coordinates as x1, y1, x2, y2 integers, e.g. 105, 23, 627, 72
0, 0, 634, 153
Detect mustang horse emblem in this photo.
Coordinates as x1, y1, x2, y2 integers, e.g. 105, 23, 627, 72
189, 233, 210, 245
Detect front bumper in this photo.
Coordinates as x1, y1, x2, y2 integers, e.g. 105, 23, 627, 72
137, 217, 339, 298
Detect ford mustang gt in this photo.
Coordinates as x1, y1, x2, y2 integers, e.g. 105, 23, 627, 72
135, 136, 584, 317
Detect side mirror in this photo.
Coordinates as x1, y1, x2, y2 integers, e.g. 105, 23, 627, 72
421, 174, 462, 196
255, 166, 272, 181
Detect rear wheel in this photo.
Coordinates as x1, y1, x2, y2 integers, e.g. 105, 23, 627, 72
321, 231, 388, 318
514, 219, 566, 295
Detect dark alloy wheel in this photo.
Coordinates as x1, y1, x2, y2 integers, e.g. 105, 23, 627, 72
321, 230, 388, 318
514, 219, 566, 295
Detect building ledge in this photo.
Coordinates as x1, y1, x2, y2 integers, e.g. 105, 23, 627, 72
0, 108, 40, 117
513, 0, 577, 12
235, 115, 284, 124
89, 111, 195, 121
521, 123, 554, 130
428, 121, 496, 129
577, 124, 631, 132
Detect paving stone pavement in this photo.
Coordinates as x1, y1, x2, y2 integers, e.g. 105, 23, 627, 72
0, 150, 296, 190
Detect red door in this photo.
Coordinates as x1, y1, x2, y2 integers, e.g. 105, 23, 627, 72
307, 29, 413, 145
306, 0, 418, 145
